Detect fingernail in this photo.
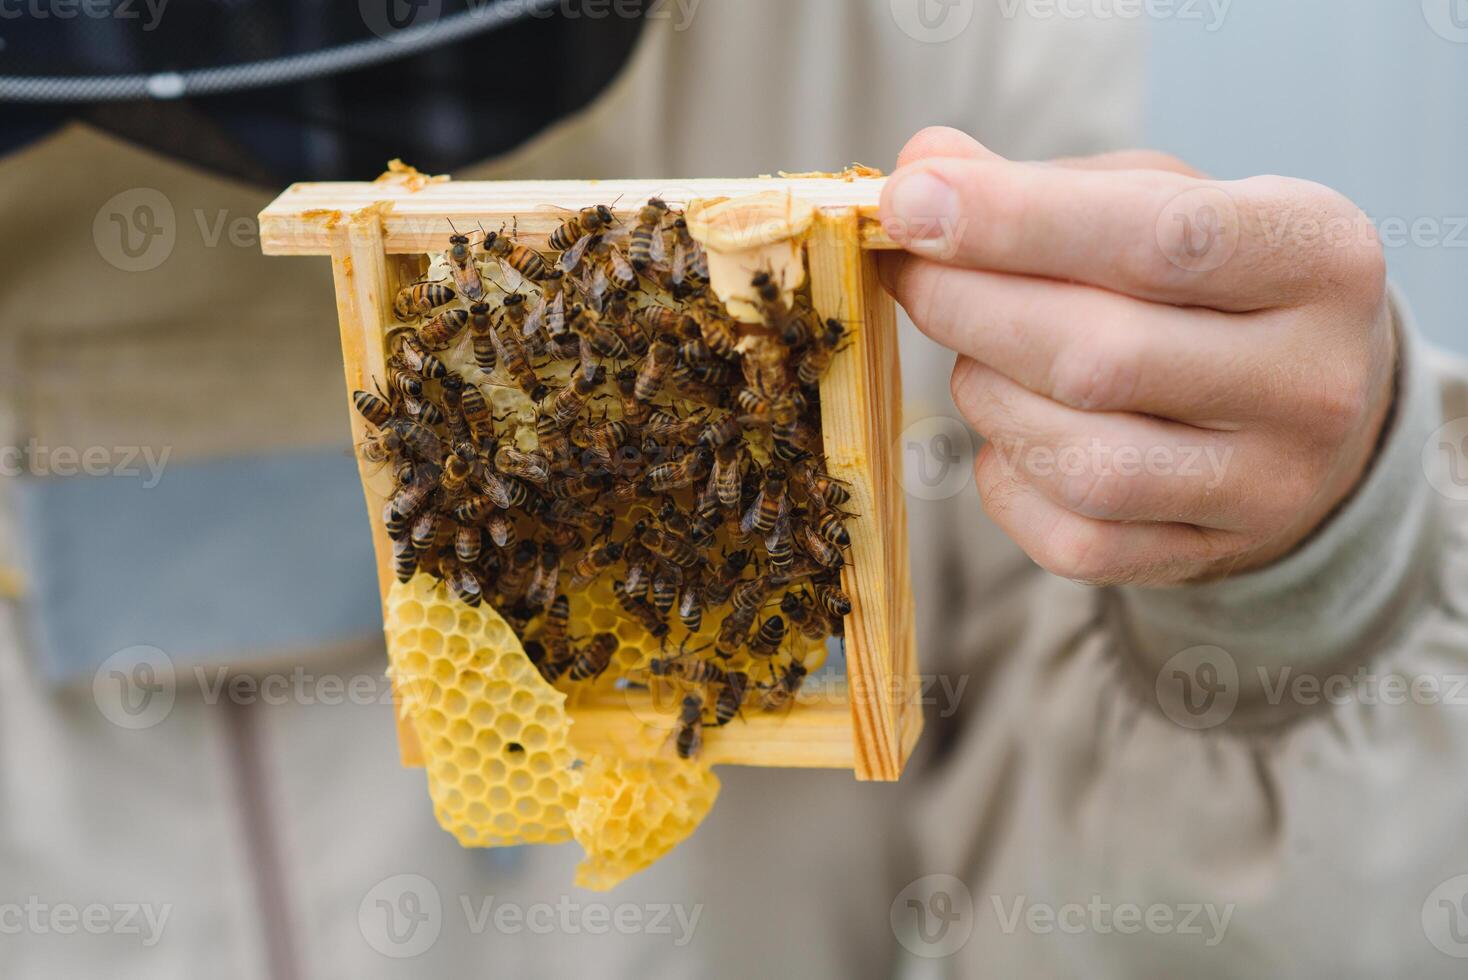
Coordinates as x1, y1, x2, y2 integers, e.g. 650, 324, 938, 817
886, 171, 959, 250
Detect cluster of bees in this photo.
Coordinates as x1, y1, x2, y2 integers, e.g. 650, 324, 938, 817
353, 197, 855, 760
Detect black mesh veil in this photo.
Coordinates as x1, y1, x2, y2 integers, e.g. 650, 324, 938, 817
0, 1, 649, 185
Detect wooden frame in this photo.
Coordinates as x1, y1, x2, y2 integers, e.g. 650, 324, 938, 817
260, 177, 920, 780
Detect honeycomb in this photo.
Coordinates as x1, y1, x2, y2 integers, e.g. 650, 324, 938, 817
385, 572, 721, 888
385, 572, 578, 847
569, 755, 720, 892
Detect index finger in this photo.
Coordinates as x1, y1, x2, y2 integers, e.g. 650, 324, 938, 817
878, 158, 1373, 312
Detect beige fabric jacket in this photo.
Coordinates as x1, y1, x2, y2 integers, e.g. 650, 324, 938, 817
4, 3, 1465, 978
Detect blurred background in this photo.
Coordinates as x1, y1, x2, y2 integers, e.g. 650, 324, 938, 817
1147, 0, 1468, 352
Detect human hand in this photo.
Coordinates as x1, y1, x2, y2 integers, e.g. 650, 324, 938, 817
879, 128, 1396, 586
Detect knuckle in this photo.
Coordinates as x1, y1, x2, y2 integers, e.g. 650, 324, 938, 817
1047, 326, 1139, 410
1054, 462, 1135, 522
1032, 520, 1121, 585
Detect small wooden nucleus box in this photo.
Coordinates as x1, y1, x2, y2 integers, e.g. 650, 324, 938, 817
260, 175, 919, 780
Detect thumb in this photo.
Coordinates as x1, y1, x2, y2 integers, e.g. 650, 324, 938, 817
894, 126, 1003, 169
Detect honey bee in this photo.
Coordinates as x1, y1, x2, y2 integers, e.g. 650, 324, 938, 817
526, 543, 561, 610
815, 581, 852, 618
703, 550, 751, 607
747, 615, 786, 659
595, 236, 638, 291
497, 540, 539, 600
569, 539, 624, 587
385, 356, 425, 399
794, 457, 851, 508
389, 328, 449, 378
649, 648, 723, 687
770, 392, 818, 459
440, 556, 483, 607
494, 312, 550, 403
797, 318, 847, 387
694, 304, 739, 359
759, 659, 807, 711
484, 226, 550, 282
673, 693, 704, 760
711, 670, 748, 727
387, 468, 437, 535
741, 465, 788, 536
410, 508, 444, 554
548, 471, 612, 500
549, 204, 616, 253
526, 640, 567, 685
527, 270, 569, 341
613, 579, 669, 638
403, 394, 445, 427
812, 507, 851, 548
651, 564, 682, 616
797, 516, 846, 570
628, 198, 669, 269
642, 446, 712, 495
568, 304, 628, 362
353, 389, 395, 428
393, 280, 455, 321
387, 418, 445, 463
392, 536, 418, 583
622, 541, 652, 595
359, 426, 405, 465
440, 445, 475, 496
480, 468, 542, 511
670, 218, 709, 289
486, 511, 517, 549
764, 512, 795, 583
549, 368, 605, 429
465, 302, 498, 373
454, 523, 482, 563
780, 589, 830, 641
606, 293, 650, 358
494, 444, 551, 486
641, 305, 694, 338
677, 576, 706, 631
668, 358, 726, 406
634, 335, 678, 401
446, 227, 485, 301
715, 603, 759, 660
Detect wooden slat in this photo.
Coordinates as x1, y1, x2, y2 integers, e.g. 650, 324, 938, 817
569, 692, 855, 769
329, 209, 425, 767
261, 177, 898, 256
808, 210, 903, 781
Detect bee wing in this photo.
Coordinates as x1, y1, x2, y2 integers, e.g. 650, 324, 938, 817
739, 489, 766, 536
524, 298, 546, 340
648, 223, 667, 264
559, 232, 596, 273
